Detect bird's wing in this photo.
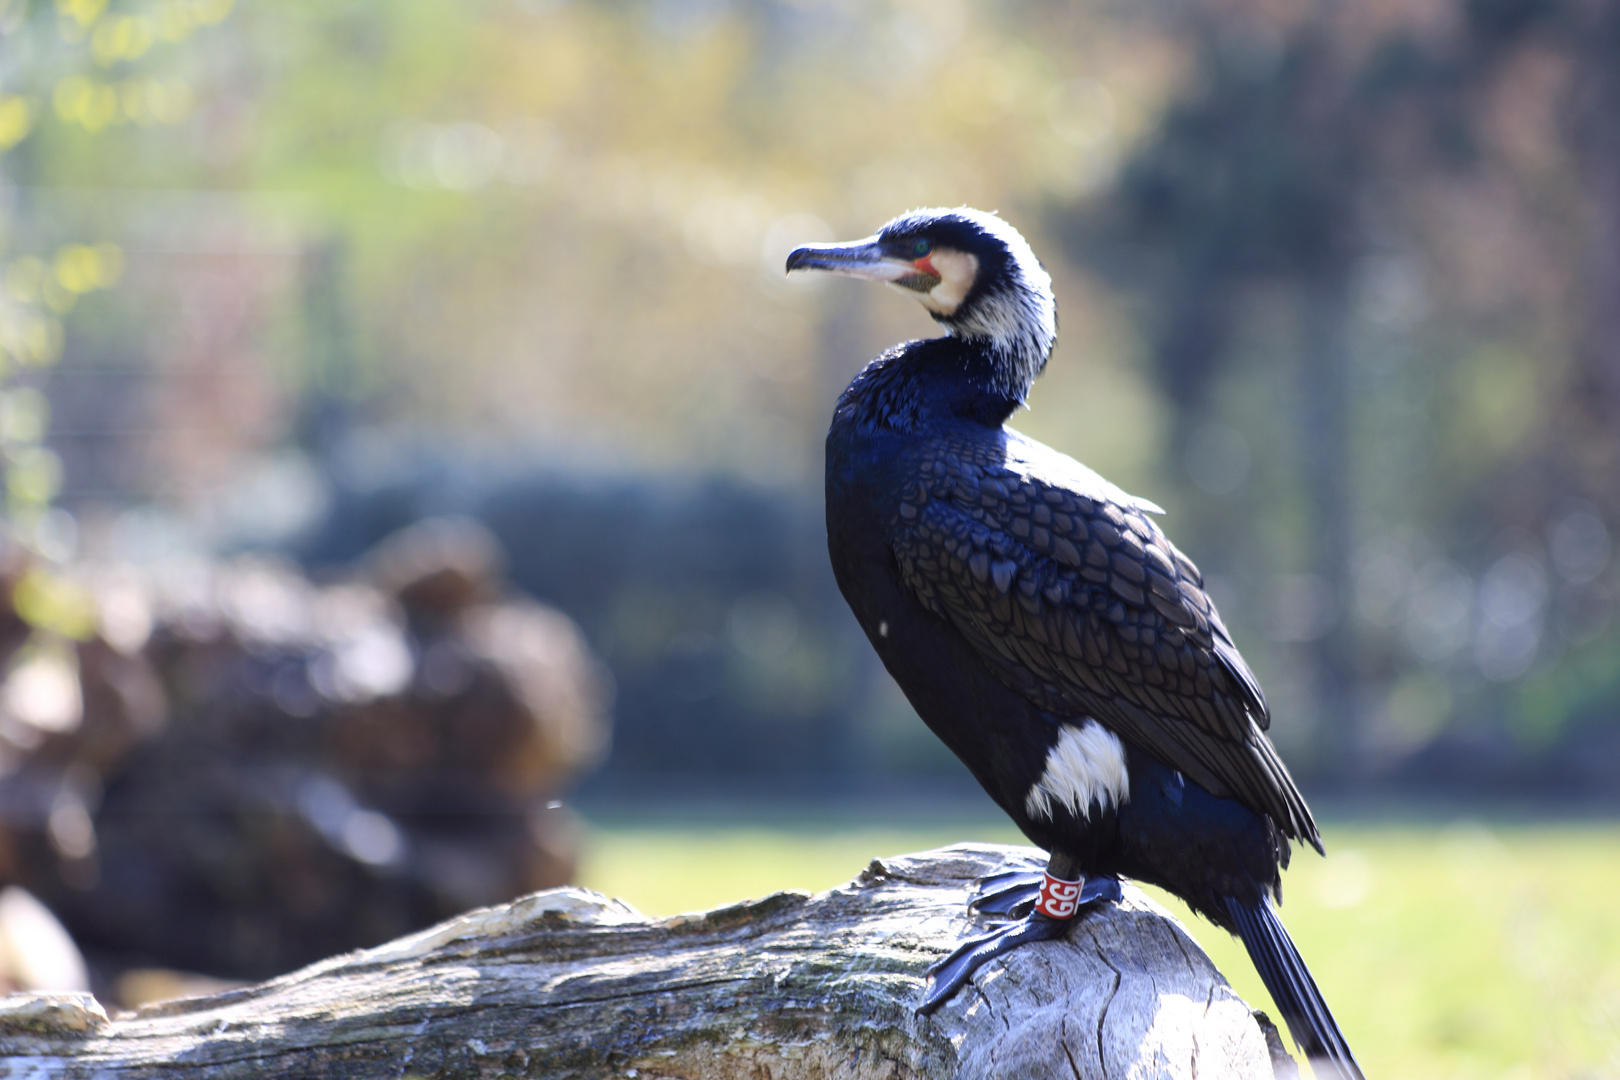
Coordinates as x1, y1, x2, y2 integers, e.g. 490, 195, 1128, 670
891, 427, 1319, 848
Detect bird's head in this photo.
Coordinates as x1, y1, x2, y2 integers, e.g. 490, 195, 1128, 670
786, 207, 1056, 401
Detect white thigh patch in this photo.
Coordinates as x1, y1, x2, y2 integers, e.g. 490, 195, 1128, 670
1024, 720, 1130, 821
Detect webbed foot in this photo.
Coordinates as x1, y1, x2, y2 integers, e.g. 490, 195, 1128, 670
919, 875, 1123, 1015
918, 912, 1070, 1014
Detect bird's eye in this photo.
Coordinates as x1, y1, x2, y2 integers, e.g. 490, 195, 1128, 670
912, 239, 932, 257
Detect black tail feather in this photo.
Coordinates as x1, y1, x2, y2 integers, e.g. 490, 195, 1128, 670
1224, 895, 1365, 1080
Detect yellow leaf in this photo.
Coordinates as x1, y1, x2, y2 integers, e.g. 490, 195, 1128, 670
156, 0, 194, 43
12, 571, 97, 642
190, 0, 232, 27
53, 245, 104, 294
6, 446, 64, 505
0, 96, 31, 153
52, 76, 92, 124
54, 0, 107, 29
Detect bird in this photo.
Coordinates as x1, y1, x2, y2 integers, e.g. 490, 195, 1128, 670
787, 207, 1364, 1079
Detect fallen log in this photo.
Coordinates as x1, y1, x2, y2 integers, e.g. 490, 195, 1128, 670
0, 843, 1294, 1079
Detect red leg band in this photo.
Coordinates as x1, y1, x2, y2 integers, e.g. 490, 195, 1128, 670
1035, 871, 1084, 919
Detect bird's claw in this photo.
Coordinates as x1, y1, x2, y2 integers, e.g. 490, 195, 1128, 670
918, 875, 1123, 1015
971, 868, 1046, 895
969, 873, 1043, 919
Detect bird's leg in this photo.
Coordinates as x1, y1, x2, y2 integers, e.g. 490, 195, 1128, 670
969, 853, 1120, 919
920, 853, 1121, 1015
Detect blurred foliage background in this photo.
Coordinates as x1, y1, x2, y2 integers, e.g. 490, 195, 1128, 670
2, 0, 1619, 1072
6, 0, 1616, 794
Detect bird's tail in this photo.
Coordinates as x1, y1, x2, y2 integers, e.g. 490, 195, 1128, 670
1223, 894, 1365, 1080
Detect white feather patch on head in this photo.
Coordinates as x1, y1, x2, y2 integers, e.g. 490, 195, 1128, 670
916, 249, 980, 317
1024, 719, 1130, 822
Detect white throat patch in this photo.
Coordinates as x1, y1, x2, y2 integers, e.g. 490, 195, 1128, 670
1024, 720, 1130, 822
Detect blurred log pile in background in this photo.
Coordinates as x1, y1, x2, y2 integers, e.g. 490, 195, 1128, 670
0, 518, 610, 1007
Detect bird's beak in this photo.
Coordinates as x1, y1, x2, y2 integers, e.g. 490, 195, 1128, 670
785, 236, 935, 288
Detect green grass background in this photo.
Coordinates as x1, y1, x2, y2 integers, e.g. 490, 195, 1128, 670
576, 813, 1620, 1080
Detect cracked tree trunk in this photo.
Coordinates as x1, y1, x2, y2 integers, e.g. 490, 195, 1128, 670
0, 844, 1293, 1079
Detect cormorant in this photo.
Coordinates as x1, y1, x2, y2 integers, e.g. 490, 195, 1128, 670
788, 207, 1364, 1079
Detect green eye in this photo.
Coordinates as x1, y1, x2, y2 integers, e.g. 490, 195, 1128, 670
912, 239, 932, 257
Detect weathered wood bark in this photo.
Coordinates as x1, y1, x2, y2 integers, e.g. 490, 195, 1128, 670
0, 844, 1292, 1079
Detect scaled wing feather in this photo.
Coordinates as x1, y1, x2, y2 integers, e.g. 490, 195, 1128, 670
890, 427, 1317, 848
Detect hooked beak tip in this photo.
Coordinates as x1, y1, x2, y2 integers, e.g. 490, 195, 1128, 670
784, 246, 817, 274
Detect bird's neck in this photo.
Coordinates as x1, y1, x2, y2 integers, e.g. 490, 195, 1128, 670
952, 337, 1035, 424
836, 337, 1032, 435
949, 330, 1046, 409
935, 279, 1054, 406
